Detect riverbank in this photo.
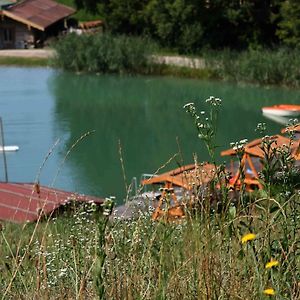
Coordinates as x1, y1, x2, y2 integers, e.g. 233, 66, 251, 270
0, 49, 214, 80
0, 49, 203, 68
0, 49, 53, 67
1, 47, 300, 88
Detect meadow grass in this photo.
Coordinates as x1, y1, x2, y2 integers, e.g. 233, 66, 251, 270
1, 190, 300, 299
0, 97, 300, 299
0, 57, 49, 67
202, 48, 300, 88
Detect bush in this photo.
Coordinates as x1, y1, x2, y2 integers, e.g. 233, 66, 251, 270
52, 33, 157, 74
203, 48, 300, 87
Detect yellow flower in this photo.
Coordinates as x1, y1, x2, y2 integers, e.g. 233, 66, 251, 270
263, 288, 275, 296
241, 233, 256, 244
265, 259, 279, 269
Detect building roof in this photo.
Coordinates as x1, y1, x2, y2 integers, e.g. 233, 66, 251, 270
2, 0, 75, 31
0, 182, 103, 223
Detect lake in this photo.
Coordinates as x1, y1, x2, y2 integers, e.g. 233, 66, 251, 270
0, 66, 299, 202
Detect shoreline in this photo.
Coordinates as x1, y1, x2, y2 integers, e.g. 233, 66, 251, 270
0, 49, 55, 58
0, 49, 215, 80
0, 49, 298, 88
0, 49, 208, 70
0, 50, 52, 67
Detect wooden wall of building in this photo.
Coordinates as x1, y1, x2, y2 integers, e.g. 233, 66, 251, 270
0, 17, 34, 49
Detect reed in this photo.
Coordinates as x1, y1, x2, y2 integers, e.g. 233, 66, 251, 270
52, 33, 157, 74
203, 48, 300, 87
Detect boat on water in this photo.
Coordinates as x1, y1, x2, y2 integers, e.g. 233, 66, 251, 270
262, 113, 290, 125
0, 145, 19, 152
262, 104, 300, 117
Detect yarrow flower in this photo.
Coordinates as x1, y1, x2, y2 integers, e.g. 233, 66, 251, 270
263, 288, 275, 296
241, 233, 256, 244
230, 139, 248, 151
265, 259, 279, 269
255, 122, 266, 134
205, 96, 222, 106
102, 196, 115, 216
183, 102, 194, 109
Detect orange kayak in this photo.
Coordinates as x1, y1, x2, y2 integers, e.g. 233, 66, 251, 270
262, 104, 300, 117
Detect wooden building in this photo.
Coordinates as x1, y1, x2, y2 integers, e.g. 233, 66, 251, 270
0, 0, 75, 49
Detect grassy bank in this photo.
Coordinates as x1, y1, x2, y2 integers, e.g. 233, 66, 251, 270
2, 193, 300, 299
202, 48, 300, 88
1, 97, 300, 299
52, 33, 300, 87
0, 56, 49, 67
1, 38, 300, 88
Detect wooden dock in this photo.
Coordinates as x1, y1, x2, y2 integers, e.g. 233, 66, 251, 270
0, 182, 103, 223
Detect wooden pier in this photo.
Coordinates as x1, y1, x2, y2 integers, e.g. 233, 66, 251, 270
0, 182, 103, 223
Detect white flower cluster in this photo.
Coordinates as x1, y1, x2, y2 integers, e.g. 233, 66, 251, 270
230, 139, 248, 151
205, 96, 222, 106
255, 122, 266, 133
103, 196, 116, 216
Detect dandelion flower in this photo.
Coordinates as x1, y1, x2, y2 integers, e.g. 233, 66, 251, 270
263, 288, 275, 296
265, 259, 279, 269
241, 233, 256, 244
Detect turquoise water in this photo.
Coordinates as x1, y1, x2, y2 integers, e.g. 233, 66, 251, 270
0, 67, 299, 202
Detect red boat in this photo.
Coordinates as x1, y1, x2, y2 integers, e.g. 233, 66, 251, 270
262, 104, 300, 117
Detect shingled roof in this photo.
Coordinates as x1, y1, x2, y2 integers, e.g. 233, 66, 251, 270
0, 182, 103, 223
2, 0, 75, 31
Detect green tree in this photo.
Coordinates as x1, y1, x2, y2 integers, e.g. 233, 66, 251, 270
277, 0, 300, 47
72, 0, 282, 51
144, 0, 205, 53
103, 0, 149, 35
213, 0, 280, 49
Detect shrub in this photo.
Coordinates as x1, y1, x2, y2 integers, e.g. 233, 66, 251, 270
52, 33, 157, 74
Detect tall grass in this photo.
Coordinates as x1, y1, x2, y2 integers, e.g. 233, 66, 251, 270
52, 33, 157, 74
203, 48, 300, 87
52, 37, 300, 87
1, 97, 300, 299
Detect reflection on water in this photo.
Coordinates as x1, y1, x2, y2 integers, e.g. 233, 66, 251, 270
262, 113, 292, 125
49, 72, 300, 201
0, 67, 299, 202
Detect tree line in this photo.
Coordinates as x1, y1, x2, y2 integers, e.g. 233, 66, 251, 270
73, 0, 300, 53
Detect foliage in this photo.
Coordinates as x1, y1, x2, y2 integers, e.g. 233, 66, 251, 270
56, 0, 102, 21
69, 0, 286, 52
52, 33, 156, 74
102, 0, 148, 35
55, 0, 300, 51
203, 48, 300, 87
144, 0, 204, 54
277, 0, 300, 48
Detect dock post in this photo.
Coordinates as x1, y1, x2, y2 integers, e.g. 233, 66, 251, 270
0, 118, 8, 182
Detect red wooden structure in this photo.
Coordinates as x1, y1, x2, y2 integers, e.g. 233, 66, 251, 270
0, 182, 103, 223
141, 163, 216, 220
221, 135, 300, 190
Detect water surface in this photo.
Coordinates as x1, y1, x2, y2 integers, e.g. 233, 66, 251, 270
1, 67, 299, 201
